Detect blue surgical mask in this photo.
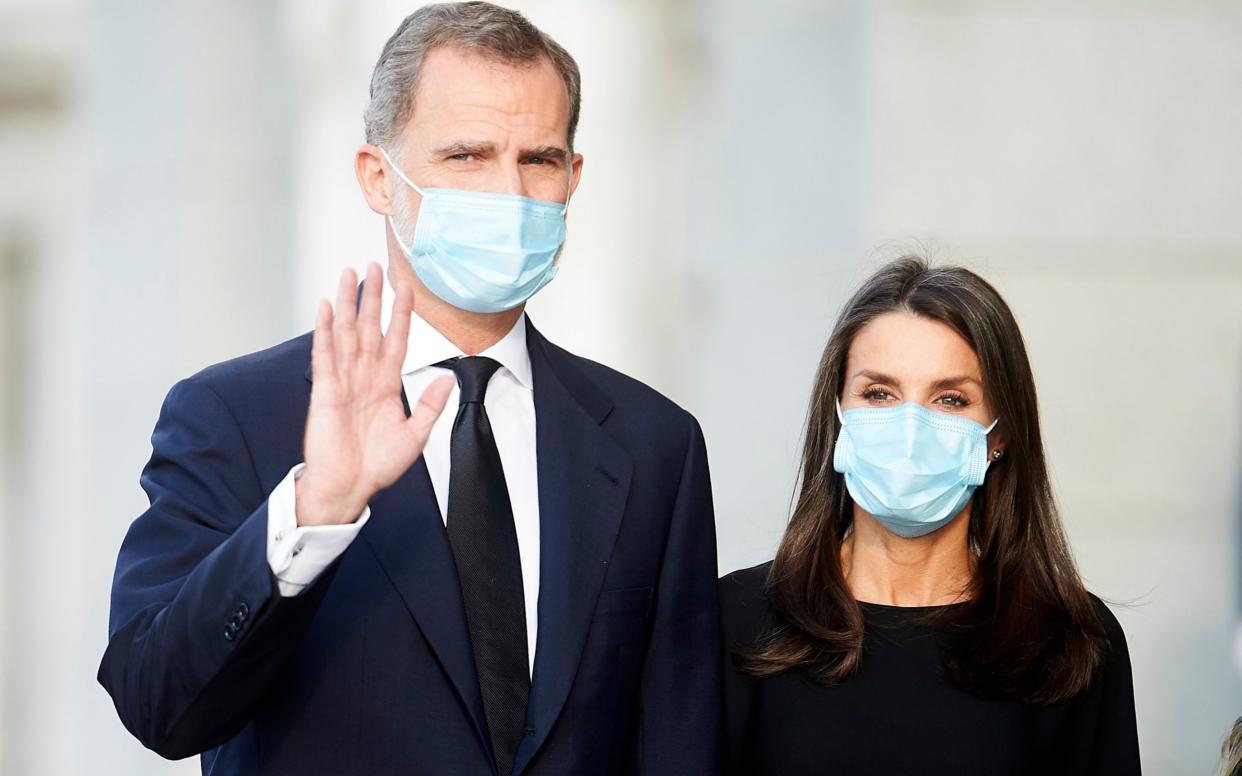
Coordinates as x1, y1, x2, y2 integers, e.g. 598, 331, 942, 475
380, 147, 568, 313
832, 400, 999, 538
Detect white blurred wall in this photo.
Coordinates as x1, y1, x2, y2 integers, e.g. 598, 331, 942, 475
0, 1, 1238, 773
861, 5, 1242, 772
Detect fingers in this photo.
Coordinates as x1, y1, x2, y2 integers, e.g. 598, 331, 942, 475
405, 374, 455, 450
357, 262, 383, 355
334, 266, 359, 357
381, 280, 414, 371
311, 298, 335, 384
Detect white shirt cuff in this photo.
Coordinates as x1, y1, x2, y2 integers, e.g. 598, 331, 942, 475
266, 463, 371, 597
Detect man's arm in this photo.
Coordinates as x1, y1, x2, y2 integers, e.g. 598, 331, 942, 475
99, 264, 451, 759
638, 415, 722, 774
98, 376, 340, 759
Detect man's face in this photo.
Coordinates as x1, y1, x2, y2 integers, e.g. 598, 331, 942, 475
392, 45, 581, 206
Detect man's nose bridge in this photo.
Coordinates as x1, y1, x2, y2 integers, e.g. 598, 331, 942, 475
499, 156, 525, 196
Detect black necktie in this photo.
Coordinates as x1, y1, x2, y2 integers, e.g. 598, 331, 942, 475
442, 356, 529, 776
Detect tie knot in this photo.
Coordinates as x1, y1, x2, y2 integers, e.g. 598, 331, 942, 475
443, 356, 502, 404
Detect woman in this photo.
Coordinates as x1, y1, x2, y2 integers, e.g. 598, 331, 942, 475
720, 258, 1140, 774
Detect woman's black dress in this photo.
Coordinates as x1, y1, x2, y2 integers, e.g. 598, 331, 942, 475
720, 562, 1141, 775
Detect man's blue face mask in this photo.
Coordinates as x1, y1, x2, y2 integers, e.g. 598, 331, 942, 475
380, 147, 569, 314
832, 400, 1000, 538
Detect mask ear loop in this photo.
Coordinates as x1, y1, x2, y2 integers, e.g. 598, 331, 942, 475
379, 147, 423, 255
835, 398, 847, 425
386, 213, 413, 255
559, 156, 575, 217
983, 417, 1002, 467
379, 147, 426, 196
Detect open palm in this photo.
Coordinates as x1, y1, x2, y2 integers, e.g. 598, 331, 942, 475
296, 262, 453, 526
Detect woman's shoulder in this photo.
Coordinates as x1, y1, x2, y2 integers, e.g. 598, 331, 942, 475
719, 560, 773, 607
719, 561, 779, 649
1092, 593, 1132, 645
1086, 592, 1132, 664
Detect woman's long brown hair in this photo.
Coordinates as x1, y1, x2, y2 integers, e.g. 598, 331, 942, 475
739, 257, 1108, 704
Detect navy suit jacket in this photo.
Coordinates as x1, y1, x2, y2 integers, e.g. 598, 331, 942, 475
98, 320, 721, 775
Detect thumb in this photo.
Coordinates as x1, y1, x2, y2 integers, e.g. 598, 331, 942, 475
403, 374, 455, 452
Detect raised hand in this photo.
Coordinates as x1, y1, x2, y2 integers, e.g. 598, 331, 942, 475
295, 262, 454, 526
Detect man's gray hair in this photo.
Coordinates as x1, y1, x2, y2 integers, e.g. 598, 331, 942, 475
364, 2, 582, 153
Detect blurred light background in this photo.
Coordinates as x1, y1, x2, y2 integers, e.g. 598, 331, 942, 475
1, 0, 1239, 773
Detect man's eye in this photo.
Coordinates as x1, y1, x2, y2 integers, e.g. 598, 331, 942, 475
449, 153, 472, 162
525, 156, 547, 165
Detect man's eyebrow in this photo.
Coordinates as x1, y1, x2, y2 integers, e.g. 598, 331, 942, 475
430, 141, 496, 157
521, 144, 570, 161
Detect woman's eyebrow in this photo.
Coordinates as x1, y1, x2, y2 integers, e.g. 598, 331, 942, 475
850, 371, 982, 391
929, 375, 982, 391
852, 369, 901, 386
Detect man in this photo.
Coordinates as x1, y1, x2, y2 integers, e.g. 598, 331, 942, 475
97, 3, 720, 774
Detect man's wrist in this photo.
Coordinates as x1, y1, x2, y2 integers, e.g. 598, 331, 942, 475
294, 469, 367, 526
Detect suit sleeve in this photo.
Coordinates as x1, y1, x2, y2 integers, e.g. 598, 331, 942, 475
638, 416, 722, 774
97, 376, 339, 759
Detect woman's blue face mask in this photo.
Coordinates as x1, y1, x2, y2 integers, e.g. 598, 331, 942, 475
833, 400, 999, 538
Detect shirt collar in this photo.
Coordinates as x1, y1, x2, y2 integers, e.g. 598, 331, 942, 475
380, 272, 532, 390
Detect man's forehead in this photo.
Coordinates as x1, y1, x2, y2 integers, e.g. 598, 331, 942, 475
396, 49, 570, 153
413, 46, 568, 115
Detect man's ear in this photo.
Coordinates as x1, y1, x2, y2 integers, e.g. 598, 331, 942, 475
356, 145, 395, 215
568, 152, 584, 201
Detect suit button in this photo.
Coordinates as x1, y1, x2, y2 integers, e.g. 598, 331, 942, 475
236, 602, 249, 620
224, 624, 237, 641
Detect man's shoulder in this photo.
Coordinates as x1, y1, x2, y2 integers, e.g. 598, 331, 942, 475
543, 337, 695, 428
181, 330, 314, 404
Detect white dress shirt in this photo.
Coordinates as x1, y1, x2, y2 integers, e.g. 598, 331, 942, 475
265, 275, 541, 673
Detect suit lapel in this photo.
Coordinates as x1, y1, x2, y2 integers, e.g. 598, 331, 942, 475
302, 363, 492, 761
302, 308, 631, 775
514, 323, 633, 774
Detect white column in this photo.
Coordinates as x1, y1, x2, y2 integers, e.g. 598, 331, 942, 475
685, 0, 872, 575
61, 1, 295, 773
866, 3, 1242, 770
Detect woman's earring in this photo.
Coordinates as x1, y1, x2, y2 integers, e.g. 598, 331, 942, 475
992, 449, 1004, 460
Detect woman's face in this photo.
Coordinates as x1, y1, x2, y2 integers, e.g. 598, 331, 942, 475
841, 311, 998, 439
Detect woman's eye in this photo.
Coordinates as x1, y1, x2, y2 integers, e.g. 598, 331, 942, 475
937, 393, 969, 407
861, 388, 893, 401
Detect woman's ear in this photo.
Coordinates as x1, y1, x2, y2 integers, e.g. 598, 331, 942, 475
987, 427, 1006, 461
